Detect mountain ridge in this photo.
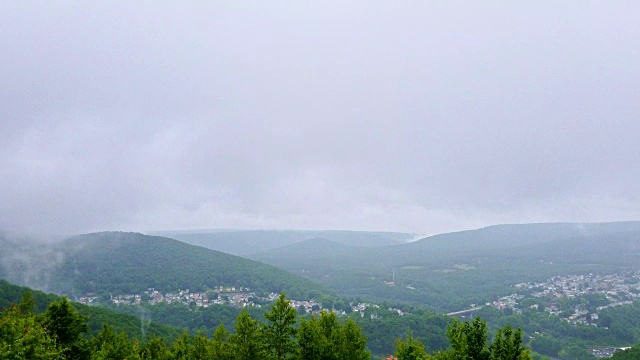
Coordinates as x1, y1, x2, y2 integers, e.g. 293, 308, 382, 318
248, 221, 640, 311
150, 229, 415, 256
0, 231, 329, 301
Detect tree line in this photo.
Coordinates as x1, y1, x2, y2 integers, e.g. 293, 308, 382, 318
2, 291, 537, 359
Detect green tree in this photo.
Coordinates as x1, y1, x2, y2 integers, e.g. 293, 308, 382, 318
90, 324, 140, 360
297, 316, 325, 360
0, 305, 61, 359
170, 331, 192, 360
297, 311, 369, 360
139, 335, 171, 360
18, 291, 36, 314
334, 318, 370, 360
263, 293, 297, 359
444, 317, 490, 360
435, 318, 532, 360
319, 310, 339, 341
43, 296, 89, 359
489, 326, 531, 360
297, 310, 350, 360
395, 329, 427, 360
188, 331, 212, 359
230, 309, 263, 360
211, 324, 232, 359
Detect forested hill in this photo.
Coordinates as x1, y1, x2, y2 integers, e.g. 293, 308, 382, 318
405, 221, 640, 253
0, 232, 328, 300
249, 222, 640, 311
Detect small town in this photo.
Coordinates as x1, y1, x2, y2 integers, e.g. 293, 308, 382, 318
486, 272, 640, 358
77, 287, 319, 310
77, 286, 399, 319
74, 272, 640, 359
489, 271, 640, 324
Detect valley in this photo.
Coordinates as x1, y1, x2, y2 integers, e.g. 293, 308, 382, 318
2, 222, 640, 359
249, 222, 640, 313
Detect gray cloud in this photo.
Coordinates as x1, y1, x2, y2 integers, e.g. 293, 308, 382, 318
1, 1, 639, 236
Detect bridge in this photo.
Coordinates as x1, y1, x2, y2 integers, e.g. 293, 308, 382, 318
446, 306, 483, 317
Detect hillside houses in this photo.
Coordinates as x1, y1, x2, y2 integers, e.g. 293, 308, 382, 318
76, 286, 404, 321
112, 294, 142, 305
87, 287, 326, 312
143, 288, 254, 308
492, 272, 640, 325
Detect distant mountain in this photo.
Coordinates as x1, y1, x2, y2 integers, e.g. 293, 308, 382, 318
0, 232, 328, 300
251, 222, 640, 271
405, 221, 640, 253
249, 222, 640, 312
150, 229, 416, 256
250, 237, 362, 266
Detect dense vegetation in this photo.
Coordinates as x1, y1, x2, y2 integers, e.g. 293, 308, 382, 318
3, 222, 640, 358
105, 290, 640, 358
0, 232, 328, 300
0, 280, 181, 342
354, 301, 640, 358
445, 298, 640, 360
6, 262, 640, 358
105, 300, 451, 356
2, 288, 533, 360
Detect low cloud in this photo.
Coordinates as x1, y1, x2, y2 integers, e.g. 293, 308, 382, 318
1, 2, 638, 236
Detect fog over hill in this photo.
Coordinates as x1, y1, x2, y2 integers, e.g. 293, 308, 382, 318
0, 232, 328, 300
151, 229, 418, 256
406, 221, 640, 252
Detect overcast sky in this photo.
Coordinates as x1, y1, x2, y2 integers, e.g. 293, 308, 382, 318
1, 1, 639, 236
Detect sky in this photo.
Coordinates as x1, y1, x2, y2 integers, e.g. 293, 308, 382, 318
1, 1, 639, 237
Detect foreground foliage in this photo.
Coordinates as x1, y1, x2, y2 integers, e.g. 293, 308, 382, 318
1, 289, 534, 360
0, 279, 182, 342
393, 317, 532, 360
